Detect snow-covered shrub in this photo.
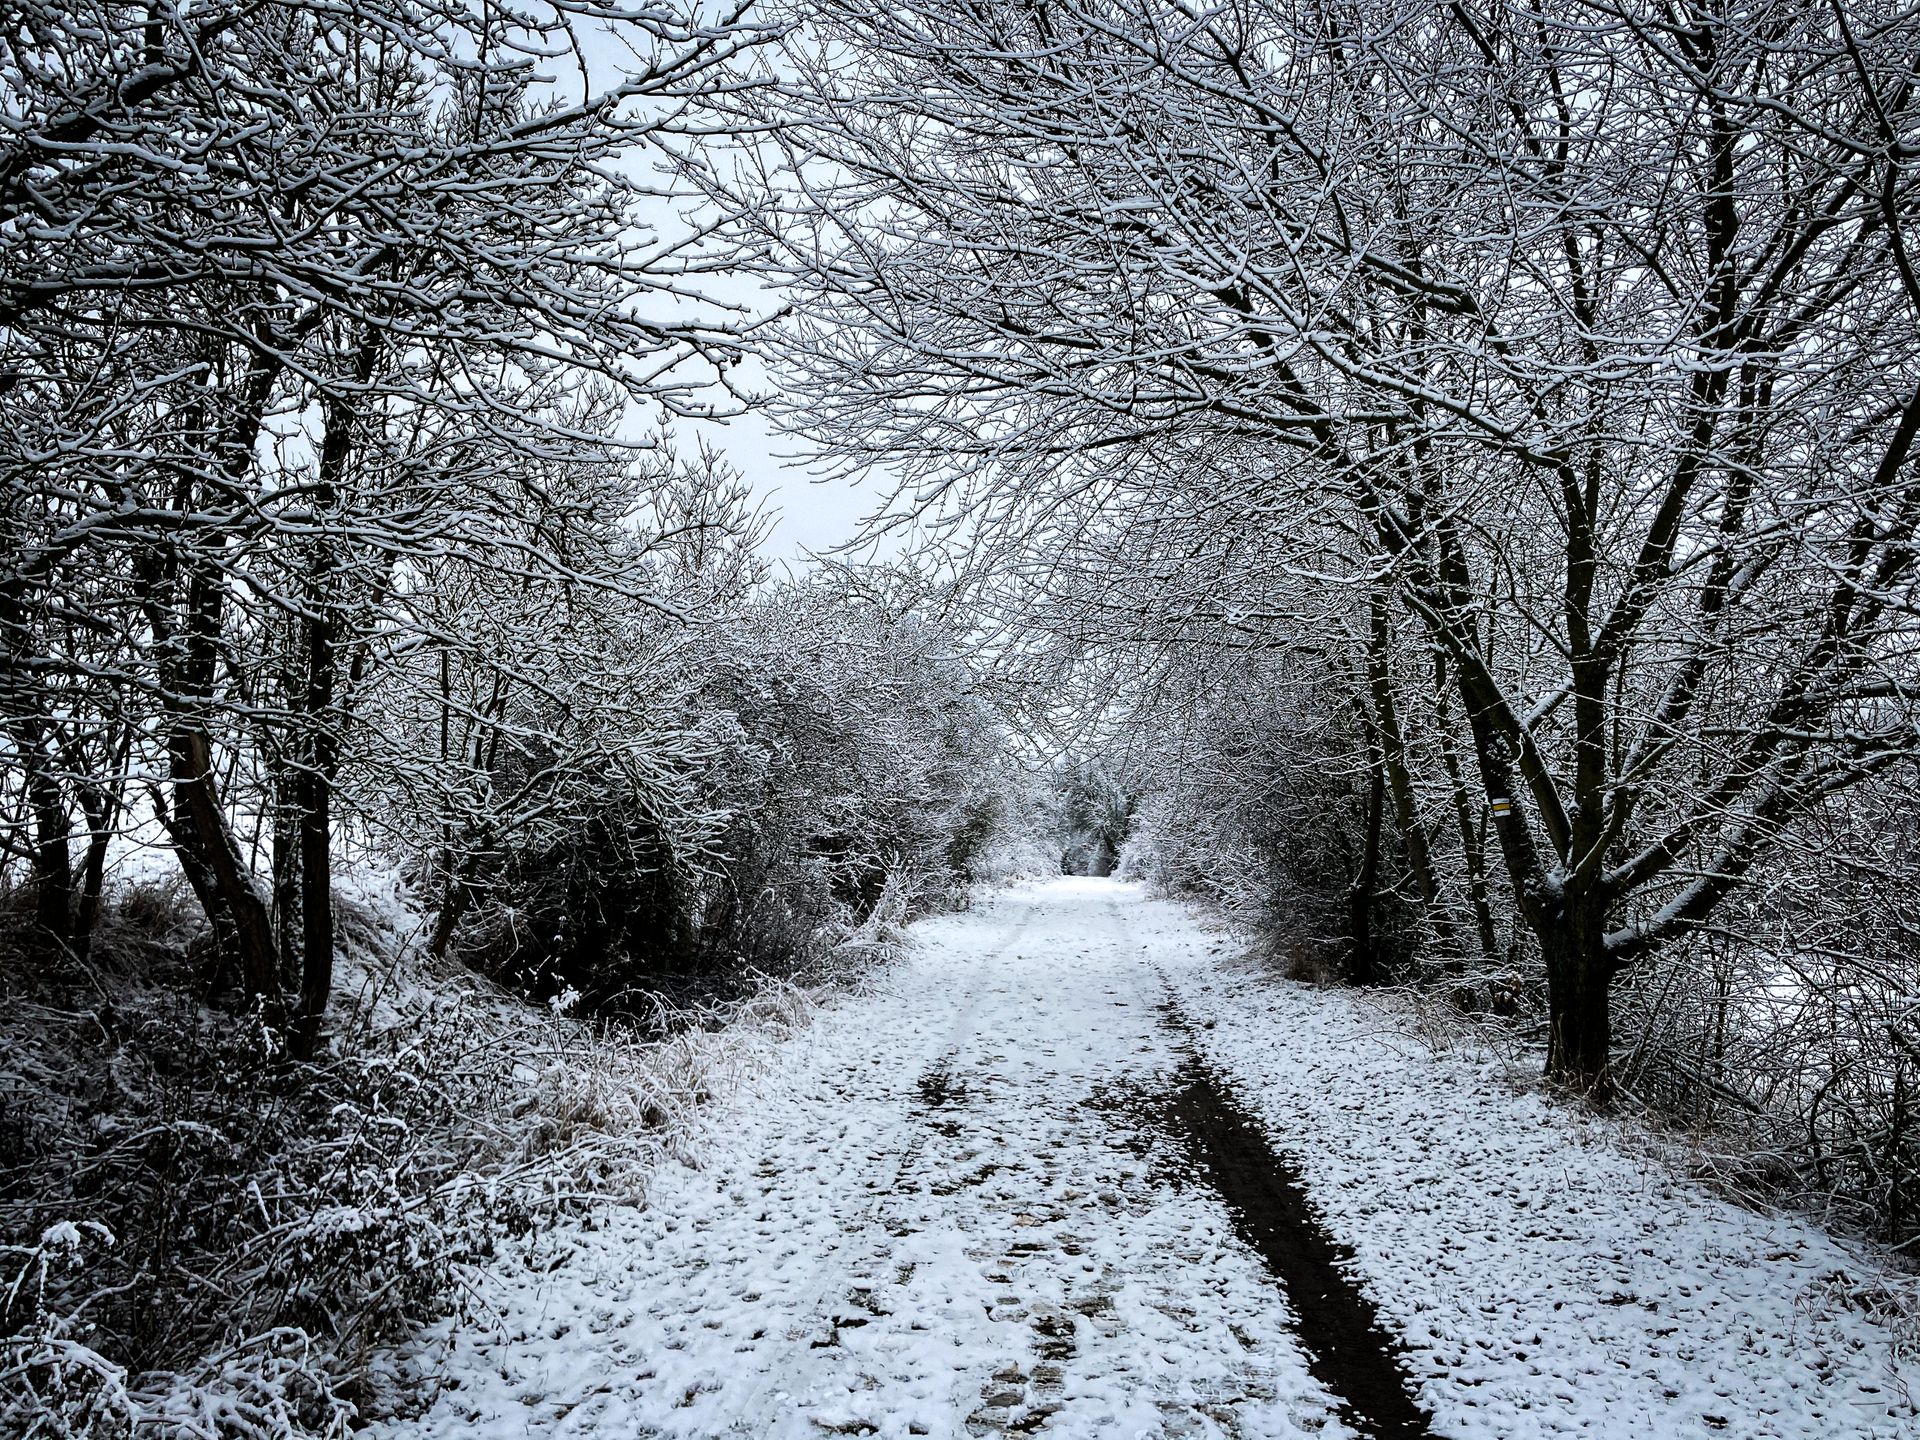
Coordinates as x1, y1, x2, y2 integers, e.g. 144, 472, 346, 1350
0, 875, 813, 1432
2, 1220, 142, 1439
952, 773, 1059, 885
2, 964, 469, 1420
1114, 793, 1216, 894
418, 575, 1027, 1010
1609, 780, 1920, 1247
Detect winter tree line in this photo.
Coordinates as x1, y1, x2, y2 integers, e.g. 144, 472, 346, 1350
4, 0, 1920, 1421
0, 1, 1046, 1425
0, 0, 1046, 1032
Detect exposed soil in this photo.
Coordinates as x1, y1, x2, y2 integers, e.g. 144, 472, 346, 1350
917, 1066, 970, 1109
1151, 1041, 1435, 1440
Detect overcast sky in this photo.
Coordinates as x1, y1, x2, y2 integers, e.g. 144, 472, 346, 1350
551, 17, 891, 568
680, 403, 882, 565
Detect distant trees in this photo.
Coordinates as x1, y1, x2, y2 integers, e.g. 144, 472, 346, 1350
1055, 760, 1132, 876
732, 0, 1920, 1097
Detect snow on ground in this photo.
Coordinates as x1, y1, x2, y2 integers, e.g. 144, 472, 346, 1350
1155, 907, 1920, 1438
371, 879, 1919, 1439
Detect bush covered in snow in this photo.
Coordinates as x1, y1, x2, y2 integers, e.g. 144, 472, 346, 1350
0, 876, 818, 1436
408, 576, 1029, 1010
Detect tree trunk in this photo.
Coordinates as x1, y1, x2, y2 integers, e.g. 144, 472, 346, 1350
70, 763, 125, 966
72, 821, 110, 965
293, 776, 332, 1058
1542, 901, 1613, 1093
292, 600, 338, 1060
289, 369, 370, 1060
152, 785, 230, 941
25, 742, 74, 954
3, 708, 75, 955
158, 543, 282, 1005
429, 860, 475, 960
172, 725, 282, 1006
272, 786, 302, 988
1431, 658, 1501, 963
1347, 758, 1385, 987
1366, 591, 1454, 952
2, 569, 74, 954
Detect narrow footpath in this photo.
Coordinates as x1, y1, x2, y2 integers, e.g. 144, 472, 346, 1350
373, 880, 1920, 1440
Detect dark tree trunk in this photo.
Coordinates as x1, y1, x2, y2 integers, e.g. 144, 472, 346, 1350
125, 358, 286, 1006
293, 784, 332, 1057
152, 785, 230, 943
172, 551, 283, 1006
1366, 591, 1454, 952
429, 862, 473, 960
3, 707, 75, 955
1347, 759, 1385, 987
172, 726, 282, 1005
2, 570, 73, 954
272, 787, 302, 988
289, 367, 371, 1060
1542, 900, 1613, 1092
70, 761, 126, 965
72, 822, 110, 965
26, 749, 74, 954
1431, 658, 1501, 963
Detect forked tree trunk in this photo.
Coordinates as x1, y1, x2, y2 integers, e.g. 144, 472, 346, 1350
1433, 608, 1616, 1091
71, 767, 124, 965
171, 726, 282, 1007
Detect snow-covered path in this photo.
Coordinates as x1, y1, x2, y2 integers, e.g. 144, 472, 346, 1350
375, 879, 1919, 1440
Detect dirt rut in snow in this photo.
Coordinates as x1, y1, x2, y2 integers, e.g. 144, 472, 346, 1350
1153, 1043, 1434, 1440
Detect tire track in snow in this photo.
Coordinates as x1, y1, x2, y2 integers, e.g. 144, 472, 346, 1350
372, 882, 1359, 1439
1089, 892, 1433, 1439
1153, 1043, 1435, 1440
686, 898, 1043, 1433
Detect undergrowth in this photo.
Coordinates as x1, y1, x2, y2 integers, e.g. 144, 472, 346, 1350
0, 875, 818, 1438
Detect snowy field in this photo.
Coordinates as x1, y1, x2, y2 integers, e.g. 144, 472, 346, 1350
371, 879, 1919, 1439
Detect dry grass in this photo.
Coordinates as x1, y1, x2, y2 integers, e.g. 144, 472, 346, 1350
0, 879, 827, 1439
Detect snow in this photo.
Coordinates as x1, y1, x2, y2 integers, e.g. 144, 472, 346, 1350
370, 879, 1920, 1439
1158, 918, 1920, 1437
